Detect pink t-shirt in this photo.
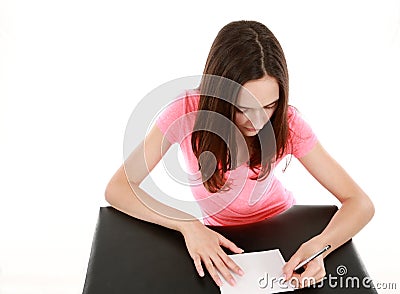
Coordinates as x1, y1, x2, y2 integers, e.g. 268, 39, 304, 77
156, 89, 318, 226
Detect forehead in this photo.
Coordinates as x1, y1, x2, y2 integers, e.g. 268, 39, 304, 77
236, 76, 279, 108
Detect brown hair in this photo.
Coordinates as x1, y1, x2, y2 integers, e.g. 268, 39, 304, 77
191, 20, 290, 193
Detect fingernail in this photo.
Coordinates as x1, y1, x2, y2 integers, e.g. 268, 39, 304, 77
230, 278, 236, 286
218, 279, 223, 286
238, 269, 244, 276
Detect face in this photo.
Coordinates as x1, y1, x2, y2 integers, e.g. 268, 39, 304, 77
234, 75, 279, 137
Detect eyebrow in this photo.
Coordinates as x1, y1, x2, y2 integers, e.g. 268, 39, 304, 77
237, 98, 279, 110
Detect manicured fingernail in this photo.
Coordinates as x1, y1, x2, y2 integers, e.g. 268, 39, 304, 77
238, 269, 244, 276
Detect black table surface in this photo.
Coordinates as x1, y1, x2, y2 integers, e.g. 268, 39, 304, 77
83, 205, 377, 293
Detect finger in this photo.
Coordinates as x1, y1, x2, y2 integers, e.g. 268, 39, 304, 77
300, 276, 323, 288
193, 254, 204, 277
290, 272, 323, 289
300, 261, 325, 288
217, 249, 244, 276
291, 270, 324, 288
301, 262, 321, 279
314, 275, 326, 286
291, 272, 315, 288
282, 255, 302, 280
211, 255, 236, 286
299, 274, 315, 288
286, 272, 300, 289
203, 259, 223, 287
298, 275, 320, 288
218, 235, 243, 254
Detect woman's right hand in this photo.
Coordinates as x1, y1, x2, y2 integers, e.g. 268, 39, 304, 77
180, 221, 245, 287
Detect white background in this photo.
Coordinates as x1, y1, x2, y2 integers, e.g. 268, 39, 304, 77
1, 0, 399, 293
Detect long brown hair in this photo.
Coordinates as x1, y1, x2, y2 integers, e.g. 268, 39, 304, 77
191, 20, 290, 193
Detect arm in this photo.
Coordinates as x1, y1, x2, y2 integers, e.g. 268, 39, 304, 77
105, 123, 243, 286
106, 122, 192, 229
283, 141, 374, 286
105, 123, 196, 230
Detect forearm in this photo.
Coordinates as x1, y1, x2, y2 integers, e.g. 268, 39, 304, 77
105, 178, 202, 234
316, 194, 375, 255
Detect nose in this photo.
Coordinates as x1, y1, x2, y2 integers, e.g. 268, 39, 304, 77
247, 109, 269, 129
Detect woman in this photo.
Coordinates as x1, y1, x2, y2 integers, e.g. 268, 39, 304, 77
105, 20, 374, 288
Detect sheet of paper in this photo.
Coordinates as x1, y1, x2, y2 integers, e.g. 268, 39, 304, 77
219, 249, 294, 294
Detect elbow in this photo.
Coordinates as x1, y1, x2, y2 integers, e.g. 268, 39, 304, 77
362, 193, 375, 222
367, 197, 375, 221
104, 175, 137, 206
345, 192, 375, 223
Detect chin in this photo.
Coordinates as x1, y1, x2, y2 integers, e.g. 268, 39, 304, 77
243, 128, 260, 136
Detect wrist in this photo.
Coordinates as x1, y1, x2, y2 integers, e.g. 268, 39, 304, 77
308, 234, 332, 258
177, 219, 203, 236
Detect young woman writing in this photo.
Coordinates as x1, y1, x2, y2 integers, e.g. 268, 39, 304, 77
105, 20, 374, 288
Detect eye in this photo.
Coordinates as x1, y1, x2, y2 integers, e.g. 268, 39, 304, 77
235, 107, 247, 114
264, 102, 277, 110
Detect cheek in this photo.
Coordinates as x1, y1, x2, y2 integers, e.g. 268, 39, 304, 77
234, 113, 248, 126
266, 109, 275, 119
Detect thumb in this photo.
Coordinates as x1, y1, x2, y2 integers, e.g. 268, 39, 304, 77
283, 254, 302, 280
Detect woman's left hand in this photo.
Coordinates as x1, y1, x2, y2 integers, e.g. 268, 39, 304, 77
282, 236, 329, 288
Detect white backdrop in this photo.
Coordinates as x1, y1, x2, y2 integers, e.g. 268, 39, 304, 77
1, 0, 399, 293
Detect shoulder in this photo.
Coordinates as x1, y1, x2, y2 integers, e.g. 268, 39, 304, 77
168, 89, 199, 112
184, 88, 200, 112
155, 89, 200, 144
158, 89, 199, 117
287, 105, 300, 123
285, 105, 318, 158
286, 105, 309, 131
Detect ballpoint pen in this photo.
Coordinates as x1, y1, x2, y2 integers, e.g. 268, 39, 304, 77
294, 245, 331, 274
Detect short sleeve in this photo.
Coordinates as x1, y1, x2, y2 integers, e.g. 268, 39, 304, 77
287, 106, 318, 158
155, 90, 199, 144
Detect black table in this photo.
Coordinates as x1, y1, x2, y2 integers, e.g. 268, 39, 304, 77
83, 205, 377, 293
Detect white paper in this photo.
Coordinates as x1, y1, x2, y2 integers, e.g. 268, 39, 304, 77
219, 249, 294, 294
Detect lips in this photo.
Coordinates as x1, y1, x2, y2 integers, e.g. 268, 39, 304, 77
245, 127, 259, 132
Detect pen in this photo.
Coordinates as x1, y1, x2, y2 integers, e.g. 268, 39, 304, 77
294, 245, 331, 274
